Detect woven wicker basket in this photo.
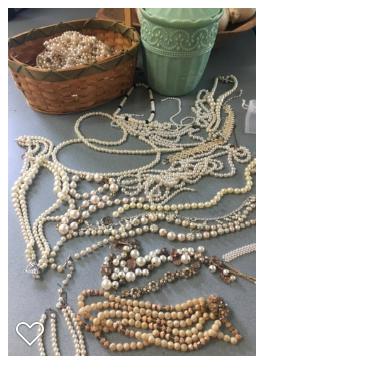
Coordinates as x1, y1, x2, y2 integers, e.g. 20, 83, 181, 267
8, 14, 140, 115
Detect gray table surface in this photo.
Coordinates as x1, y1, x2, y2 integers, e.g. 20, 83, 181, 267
8, 8, 256, 357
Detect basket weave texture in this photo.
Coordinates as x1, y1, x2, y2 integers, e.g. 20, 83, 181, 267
8, 18, 140, 114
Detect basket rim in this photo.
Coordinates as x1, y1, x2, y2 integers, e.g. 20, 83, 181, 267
8, 18, 140, 76
219, 13, 256, 35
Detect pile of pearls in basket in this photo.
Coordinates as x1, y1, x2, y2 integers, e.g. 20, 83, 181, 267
36, 31, 120, 69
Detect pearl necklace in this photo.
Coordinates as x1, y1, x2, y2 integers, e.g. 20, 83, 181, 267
36, 257, 86, 356
100, 241, 256, 291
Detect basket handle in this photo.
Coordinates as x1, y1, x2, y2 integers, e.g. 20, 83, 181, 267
124, 8, 132, 28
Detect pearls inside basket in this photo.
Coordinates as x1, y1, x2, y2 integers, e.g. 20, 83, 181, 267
36, 31, 121, 69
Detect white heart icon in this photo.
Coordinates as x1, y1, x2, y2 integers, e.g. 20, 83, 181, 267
16, 322, 44, 346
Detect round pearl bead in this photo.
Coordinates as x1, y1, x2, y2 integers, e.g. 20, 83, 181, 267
125, 272, 136, 282
94, 173, 103, 182
90, 195, 100, 204
136, 257, 146, 267
58, 224, 69, 235
130, 249, 140, 259
151, 257, 161, 267
109, 183, 119, 193
181, 253, 191, 264
160, 255, 166, 262
69, 222, 78, 230
167, 232, 176, 241
208, 265, 216, 273
69, 210, 80, 219
102, 279, 112, 290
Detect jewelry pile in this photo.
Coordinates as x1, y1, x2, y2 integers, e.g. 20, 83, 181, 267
12, 75, 256, 355
36, 31, 120, 69
36, 241, 255, 355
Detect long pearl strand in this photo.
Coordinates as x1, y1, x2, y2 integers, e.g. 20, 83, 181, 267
37, 313, 47, 356
38, 304, 86, 356
36, 255, 87, 356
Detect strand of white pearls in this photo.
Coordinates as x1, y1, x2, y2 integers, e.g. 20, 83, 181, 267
53, 260, 87, 356
37, 257, 85, 356
37, 314, 46, 356
74, 112, 181, 154
52, 138, 163, 177
112, 199, 256, 243
37, 310, 61, 356
59, 305, 86, 356
50, 312, 61, 356
11, 137, 58, 272
207, 76, 238, 133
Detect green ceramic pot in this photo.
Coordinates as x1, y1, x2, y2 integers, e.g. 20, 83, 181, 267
139, 8, 223, 96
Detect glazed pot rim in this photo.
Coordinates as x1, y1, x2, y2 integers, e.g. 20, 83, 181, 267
139, 8, 224, 28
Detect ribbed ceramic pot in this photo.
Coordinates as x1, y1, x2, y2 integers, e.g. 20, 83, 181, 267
139, 8, 223, 96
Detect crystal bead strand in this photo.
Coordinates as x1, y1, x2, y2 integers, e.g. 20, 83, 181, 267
222, 243, 256, 262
